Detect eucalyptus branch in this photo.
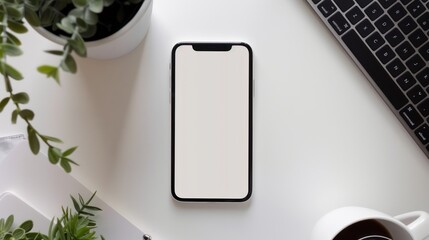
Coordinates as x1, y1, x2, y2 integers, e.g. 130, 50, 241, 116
0, 0, 78, 173
0, 0, 144, 174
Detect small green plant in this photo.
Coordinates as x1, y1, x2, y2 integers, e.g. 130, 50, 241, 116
0, 0, 143, 173
0, 192, 103, 240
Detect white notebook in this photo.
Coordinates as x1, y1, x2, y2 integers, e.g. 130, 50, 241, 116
0, 141, 148, 239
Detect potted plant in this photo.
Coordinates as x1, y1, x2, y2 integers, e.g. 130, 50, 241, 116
0, 192, 105, 240
0, 0, 153, 172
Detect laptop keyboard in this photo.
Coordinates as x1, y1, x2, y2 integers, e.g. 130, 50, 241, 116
307, 0, 429, 158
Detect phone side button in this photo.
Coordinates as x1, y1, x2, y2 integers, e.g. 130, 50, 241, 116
169, 91, 171, 104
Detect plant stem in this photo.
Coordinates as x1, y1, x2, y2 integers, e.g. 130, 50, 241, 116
0, 2, 53, 150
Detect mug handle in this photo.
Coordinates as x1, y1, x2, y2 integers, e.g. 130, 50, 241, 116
395, 211, 429, 240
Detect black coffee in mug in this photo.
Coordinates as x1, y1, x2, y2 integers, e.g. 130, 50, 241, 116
333, 220, 392, 240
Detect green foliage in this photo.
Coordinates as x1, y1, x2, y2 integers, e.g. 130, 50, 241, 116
0, 0, 144, 173
0, 192, 104, 240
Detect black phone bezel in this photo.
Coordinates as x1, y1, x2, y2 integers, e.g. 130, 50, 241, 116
171, 42, 253, 202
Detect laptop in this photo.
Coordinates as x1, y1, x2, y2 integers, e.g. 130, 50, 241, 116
306, 0, 429, 157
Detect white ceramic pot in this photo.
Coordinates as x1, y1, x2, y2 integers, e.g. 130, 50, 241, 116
34, 0, 153, 59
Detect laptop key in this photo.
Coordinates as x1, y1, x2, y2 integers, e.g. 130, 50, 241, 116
407, 85, 427, 104
400, 104, 423, 129
406, 54, 425, 74
342, 30, 408, 110
407, 0, 425, 18
379, 0, 396, 9
387, 58, 406, 77
376, 45, 395, 64
397, 71, 417, 90
385, 28, 405, 47
418, 99, 429, 117
415, 124, 429, 145
328, 12, 351, 35
417, 12, 429, 31
366, 32, 385, 51
408, 29, 428, 48
399, 16, 418, 35
396, 41, 416, 60
388, 3, 407, 22
332, 0, 354, 12
417, 68, 429, 87
419, 42, 429, 61
356, 0, 372, 8
356, 19, 375, 38
318, 0, 337, 18
346, 6, 364, 25
375, 15, 394, 34
365, 2, 384, 21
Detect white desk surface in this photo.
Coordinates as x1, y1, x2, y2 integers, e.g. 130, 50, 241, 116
2, 0, 429, 239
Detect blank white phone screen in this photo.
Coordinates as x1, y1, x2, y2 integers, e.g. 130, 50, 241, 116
174, 44, 251, 200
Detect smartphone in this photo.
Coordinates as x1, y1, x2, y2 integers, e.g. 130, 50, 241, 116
171, 42, 253, 202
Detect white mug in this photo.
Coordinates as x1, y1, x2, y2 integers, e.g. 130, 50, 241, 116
312, 207, 429, 240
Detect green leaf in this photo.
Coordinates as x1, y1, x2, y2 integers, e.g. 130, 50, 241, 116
12, 92, 29, 104
45, 50, 63, 56
62, 146, 77, 157
80, 24, 96, 38
78, 210, 94, 216
12, 228, 25, 239
37, 65, 59, 83
27, 126, 40, 154
75, 17, 87, 31
60, 54, 77, 73
0, 43, 22, 56
84, 205, 102, 211
11, 109, 19, 124
83, 8, 97, 25
48, 147, 61, 164
69, 8, 84, 18
88, 0, 103, 13
71, 196, 81, 212
60, 158, 71, 173
8, 20, 28, 33
25, 0, 41, 10
26, 232, 45, 240
72, 0, 87, 7
4, 233, 13, 240
55, 220, 66, 240
0, 62, 24, 80
19, 109, 34, 120
6, 7, 23, 19
24, 8, 41, 26
4, 215, 13, 232
19, 220, 33, 232
40, 7, 57, 27
43, 135, 63, 143
68, 34, 86, 57
0, 97, 10, 112
6, 63, 23, 80
67, 158, 78, 165
56, 16, 74, 34
6, 32, 21, 45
